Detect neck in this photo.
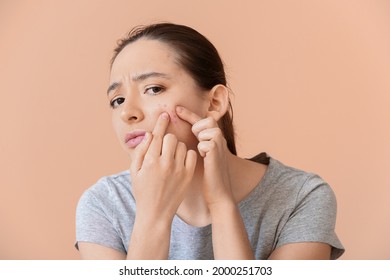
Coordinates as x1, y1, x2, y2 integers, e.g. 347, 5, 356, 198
177, 152, 241, 226
176, 151, 267, 227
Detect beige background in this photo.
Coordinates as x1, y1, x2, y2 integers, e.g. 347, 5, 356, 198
1, 0, 389, 259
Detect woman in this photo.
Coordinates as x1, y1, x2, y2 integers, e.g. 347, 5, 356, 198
75, 23, 344, 259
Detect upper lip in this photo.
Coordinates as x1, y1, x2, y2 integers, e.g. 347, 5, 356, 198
124, 130, 147, 143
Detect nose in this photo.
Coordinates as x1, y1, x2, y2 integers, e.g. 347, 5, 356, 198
120, 93, 144, 124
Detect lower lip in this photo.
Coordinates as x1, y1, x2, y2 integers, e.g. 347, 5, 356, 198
126, 135, 145, 148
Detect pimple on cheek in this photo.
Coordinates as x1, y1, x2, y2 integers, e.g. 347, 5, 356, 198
169, 109, 179, 124
157, 103, 179, 124
157, 103, 168, 110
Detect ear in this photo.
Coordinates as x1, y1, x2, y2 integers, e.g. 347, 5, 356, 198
207, 84, 230, 121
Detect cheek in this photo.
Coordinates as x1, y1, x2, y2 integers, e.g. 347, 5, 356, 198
111, 112, 122, 136
157, 103, 180, 125
156, 103, 195, 143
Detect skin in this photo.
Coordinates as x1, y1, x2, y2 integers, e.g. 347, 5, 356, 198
78, 38, 331, 260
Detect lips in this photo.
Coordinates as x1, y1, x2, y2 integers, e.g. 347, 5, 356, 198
124, 130, 147, 148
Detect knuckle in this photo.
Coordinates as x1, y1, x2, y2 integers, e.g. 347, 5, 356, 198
214, 128, 223, 136
160, 155, 172, 166
197, 142, 203, 149
161, 160, 173, 171
143, 157, 157, 167
197, 131, 205, 139
206, 117, 215, 126
191, 125, 199, 135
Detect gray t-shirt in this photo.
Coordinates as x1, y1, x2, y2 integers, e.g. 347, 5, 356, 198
75, 153, 345, 259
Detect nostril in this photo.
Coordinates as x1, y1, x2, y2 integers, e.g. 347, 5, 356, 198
120, 106, 143, 123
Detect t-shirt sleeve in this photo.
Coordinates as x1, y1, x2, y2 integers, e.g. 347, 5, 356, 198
75, 181, 126, 253
276, 174, 345, 259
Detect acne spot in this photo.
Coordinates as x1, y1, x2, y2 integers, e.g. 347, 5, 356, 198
158, 103, 177, 124
169, 109, 179, 124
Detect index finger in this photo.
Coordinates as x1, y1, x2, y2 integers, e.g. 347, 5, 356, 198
146, 112, 170, 156
175, 106, 202, 125
152, 112, 170, 137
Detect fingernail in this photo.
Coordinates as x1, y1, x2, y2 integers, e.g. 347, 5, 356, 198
176, 106, 183, 113
161, 112, 169, 119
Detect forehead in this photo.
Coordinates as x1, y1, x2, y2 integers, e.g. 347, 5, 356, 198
110, 39, 181, 80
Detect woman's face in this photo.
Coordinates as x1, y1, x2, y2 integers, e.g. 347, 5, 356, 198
108, 39, 210, 159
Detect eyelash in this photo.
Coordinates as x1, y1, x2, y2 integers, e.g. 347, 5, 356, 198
144, 85, 164, 95
109, 86, 165, 109
110, 98, 125, 109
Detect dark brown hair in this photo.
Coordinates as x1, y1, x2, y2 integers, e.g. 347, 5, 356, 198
111, 23, 236, 155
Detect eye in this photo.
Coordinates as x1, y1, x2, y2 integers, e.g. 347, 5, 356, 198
110, 97, 125, 109
145, 86, 164, 96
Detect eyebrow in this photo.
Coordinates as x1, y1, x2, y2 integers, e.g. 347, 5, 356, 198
106, 72, 171, 95
132, 71, 171, 82
106, 82, 120, 95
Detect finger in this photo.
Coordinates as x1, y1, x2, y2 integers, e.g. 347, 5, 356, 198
197, 140, 216, 157
130, 132, 152, 173
176, 106, 202, 125
147, 112, 170, 157
152, 112, 170, 136
185, 149, 197, 175
161, 133, 178, 160
192, 117, 218, 139
174, 141, 187, 165
197, 127, 222, 141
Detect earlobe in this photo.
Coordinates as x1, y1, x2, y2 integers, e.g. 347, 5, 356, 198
207, 84, 230, 121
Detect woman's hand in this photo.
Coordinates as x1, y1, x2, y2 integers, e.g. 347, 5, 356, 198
130, 112, 197, 224
176, 106, 254, 259
175, 106, 234, 209
127, 112, 197, 259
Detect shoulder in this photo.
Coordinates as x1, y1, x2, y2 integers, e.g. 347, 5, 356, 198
263, 156, 344, 259
255, 156, 340, 236
81, 170, 130, 197
75, 170, 131, 254
77, 170, 131, 213
264, 157, 335, 205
